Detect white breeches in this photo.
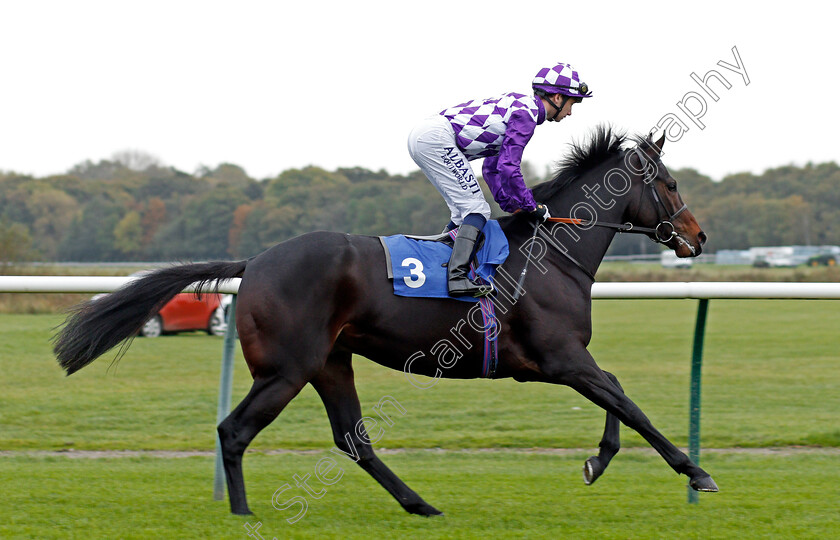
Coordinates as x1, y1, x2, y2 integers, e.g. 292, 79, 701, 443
407, 115, 491, 225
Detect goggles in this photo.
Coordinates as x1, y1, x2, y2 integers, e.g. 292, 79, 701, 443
552, 81, 590, 96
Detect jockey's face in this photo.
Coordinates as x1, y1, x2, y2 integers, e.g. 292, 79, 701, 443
546, 95, 581, 122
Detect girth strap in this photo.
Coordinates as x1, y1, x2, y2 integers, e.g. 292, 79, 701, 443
445, 229, 499, 378
476, 295, 499, 378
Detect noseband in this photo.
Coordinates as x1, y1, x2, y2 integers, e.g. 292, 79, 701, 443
631, 147, 688, 244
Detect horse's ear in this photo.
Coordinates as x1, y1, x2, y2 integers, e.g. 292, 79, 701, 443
654, 131, 666, 152
641, 129, 665, 159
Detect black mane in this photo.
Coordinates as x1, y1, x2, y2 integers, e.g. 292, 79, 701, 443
531, 124, 629, 201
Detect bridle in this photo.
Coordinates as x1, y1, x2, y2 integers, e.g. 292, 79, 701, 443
546, 146, 688, 244
625, 146, 688, 244
520, 143, 693, 283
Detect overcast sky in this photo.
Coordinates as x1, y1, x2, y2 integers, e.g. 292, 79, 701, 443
1, 1, 836, 181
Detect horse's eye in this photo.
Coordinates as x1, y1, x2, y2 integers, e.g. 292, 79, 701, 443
667, 182, 678, 192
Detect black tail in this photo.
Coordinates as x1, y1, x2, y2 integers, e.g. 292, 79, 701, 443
53, 260, 248, 375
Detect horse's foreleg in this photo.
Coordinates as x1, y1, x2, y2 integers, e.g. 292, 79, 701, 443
560, 352, 718, 492
218, 375, 306, 515
583, 370, 622, 486
311, 351, 443, 517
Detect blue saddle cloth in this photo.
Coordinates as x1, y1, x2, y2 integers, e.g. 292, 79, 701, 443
380, 221, 509, 303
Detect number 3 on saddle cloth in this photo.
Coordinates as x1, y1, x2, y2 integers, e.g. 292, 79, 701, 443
379, 221, 509, 378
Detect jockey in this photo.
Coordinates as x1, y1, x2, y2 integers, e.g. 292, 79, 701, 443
407, 62, 593, 297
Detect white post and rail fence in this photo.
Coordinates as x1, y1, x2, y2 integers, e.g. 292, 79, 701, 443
2, 276, 839, 504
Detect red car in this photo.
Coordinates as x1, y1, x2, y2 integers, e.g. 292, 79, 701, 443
139, 292, 227, 338
94, 274, 229, 337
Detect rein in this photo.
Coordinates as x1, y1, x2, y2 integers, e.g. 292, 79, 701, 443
545, 215, 677, 242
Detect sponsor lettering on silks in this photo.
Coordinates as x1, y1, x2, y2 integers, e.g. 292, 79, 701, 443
441, 147, 481, 194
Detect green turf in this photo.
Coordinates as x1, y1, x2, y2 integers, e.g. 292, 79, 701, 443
2, 300, 839, 538
1, 452, 838, 539
2, 299, 838, 451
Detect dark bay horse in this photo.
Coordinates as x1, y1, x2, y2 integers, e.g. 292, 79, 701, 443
54, 126, 716, 516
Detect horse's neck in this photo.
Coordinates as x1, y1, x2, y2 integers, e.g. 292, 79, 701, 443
544, 178, 631, 279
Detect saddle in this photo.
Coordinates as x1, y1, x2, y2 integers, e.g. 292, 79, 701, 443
379, 221, 509, 303
379, 222, 507, 378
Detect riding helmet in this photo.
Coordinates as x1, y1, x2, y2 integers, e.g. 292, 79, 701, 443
532, 63, 593, 98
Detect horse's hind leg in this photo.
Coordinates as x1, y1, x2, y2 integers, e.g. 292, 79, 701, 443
218, 374, 306, 515
583, 370, 622, 486
310, 350, 442, 517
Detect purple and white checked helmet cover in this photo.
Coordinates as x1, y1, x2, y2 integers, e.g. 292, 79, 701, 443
532, 63, 592, 98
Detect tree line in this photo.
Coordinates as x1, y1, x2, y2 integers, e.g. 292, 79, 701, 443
1, 154, 838, 263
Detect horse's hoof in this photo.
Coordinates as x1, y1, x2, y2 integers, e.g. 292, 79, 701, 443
425, 507, 444, 517
230, 503, 253, 516
583, 456, 603, 485
689, 475, 719, 492
406, 501, 443, 517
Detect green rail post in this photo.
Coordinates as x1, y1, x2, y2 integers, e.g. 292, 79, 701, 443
213, 295, 238, 501
688, 298, 709, 504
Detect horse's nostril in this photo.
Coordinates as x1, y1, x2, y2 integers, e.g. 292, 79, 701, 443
698, 231, 708, 245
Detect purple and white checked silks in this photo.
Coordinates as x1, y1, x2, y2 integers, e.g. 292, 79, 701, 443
438, 92, 544, 160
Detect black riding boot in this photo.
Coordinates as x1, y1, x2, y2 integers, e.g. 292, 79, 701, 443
447, 224, 493, 297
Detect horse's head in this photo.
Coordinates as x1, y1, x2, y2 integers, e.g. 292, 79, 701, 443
625, 132, 707, 257
528, 126, 707, 267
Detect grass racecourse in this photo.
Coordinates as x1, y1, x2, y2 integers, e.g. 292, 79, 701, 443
1, 298, 839, 539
